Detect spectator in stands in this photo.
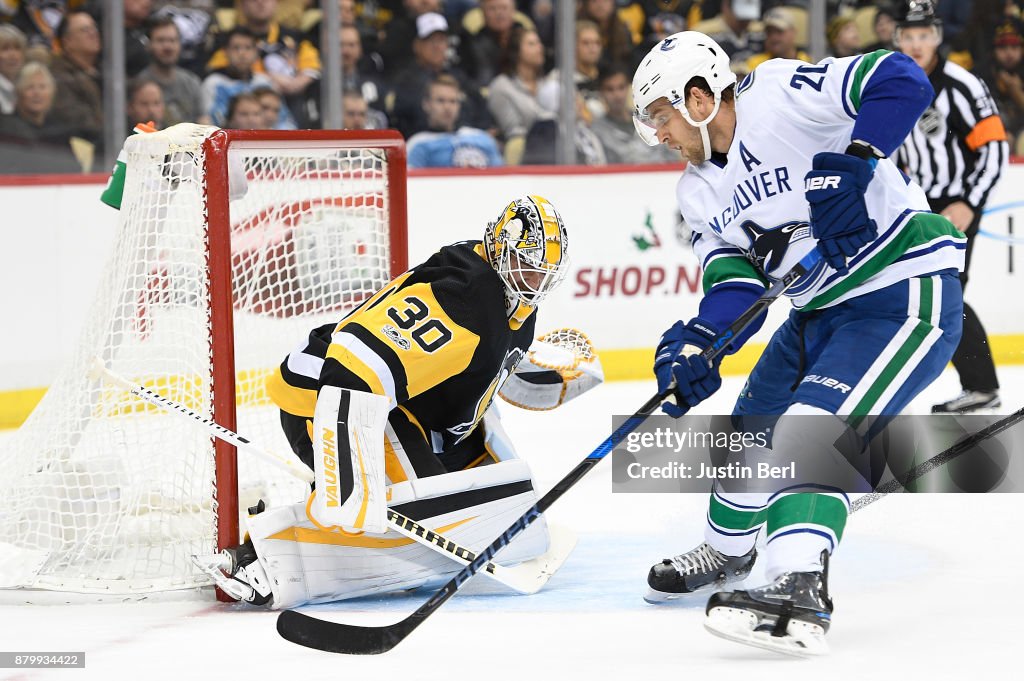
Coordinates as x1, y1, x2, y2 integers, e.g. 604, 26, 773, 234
151, 2, 214, 75
691, 0, 766, 75
578, 0, 636, 68
225, 91, 265, 129
863, 4, 897, 52
125, 77, 166, 129
522, 89, 606, 166
136, 17, 207, 126
487, 26, 550, 142
252, 85, 297, 129
311, 0, 387, 59
341, 24, 385, 114
589, 63, 678, 165
124, 0, 154, 77
378, 0, 441, 74
458, 0, 531, 87
342, 88, 370, 129
0, 25, 27, 115
387, 12, 492, 138
201, 26, 275, 126
9, 0, 67, 54
634, 0, 688, 56
949, 0, 1020, 73
49, 10, 103, 148
746, 7, 810, 72
407, 74, 503, 168
206, 0, 321, 126
988, 19, 1024, 151
539, 20, 605, 118
827, 14, 861, 58
0, 62, 81, 173
936, 0, 973, 48
574, 20, 604, 106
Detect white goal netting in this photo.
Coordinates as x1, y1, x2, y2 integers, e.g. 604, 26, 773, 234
0, 125, 403, 594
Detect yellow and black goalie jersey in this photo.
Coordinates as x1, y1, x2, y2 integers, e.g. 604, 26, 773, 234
267, 241, 537, 453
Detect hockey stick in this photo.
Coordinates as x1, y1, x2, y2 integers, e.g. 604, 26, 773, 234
275, 251, 824, 655
89, 358, 313, 483
89, 359, 572, 594
851, 405, 1024, 512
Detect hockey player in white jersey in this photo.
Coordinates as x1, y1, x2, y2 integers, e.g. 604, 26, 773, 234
632, 33, 965, 655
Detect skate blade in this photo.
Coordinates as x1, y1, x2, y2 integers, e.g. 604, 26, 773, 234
644, 587, 687, 604
644, 586, 715, 604
705, 606, 829, 658
191, 554, 250, 602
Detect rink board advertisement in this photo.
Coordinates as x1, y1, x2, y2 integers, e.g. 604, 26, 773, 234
0, 164, 1023, 422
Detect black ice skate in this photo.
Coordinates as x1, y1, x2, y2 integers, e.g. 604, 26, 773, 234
191, 501, 273, 605
931, 390, 1001, 414
704, 551, 833, 657
644, 543, 756, 603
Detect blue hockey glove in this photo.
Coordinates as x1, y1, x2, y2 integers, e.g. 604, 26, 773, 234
804, 151, 878, 274
654, 318, 723, 417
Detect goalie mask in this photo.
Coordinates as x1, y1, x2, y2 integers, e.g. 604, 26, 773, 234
484, 196, 569, 324
632, 31, 735, 160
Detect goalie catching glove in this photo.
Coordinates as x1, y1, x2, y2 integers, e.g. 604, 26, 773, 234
499, 328, 604, 410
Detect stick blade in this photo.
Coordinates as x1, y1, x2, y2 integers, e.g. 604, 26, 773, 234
276, 609, 409, 655
501, 524, 577, 594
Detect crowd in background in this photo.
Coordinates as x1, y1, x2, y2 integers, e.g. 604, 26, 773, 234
1, 0, 1024, 172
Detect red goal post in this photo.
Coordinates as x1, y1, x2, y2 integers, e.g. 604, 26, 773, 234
203, 129, 408, 564
0, 126, 408, 595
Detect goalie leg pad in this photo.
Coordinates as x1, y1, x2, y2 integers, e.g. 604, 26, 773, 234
247, 459, 550, 609
311, 386, 390, 534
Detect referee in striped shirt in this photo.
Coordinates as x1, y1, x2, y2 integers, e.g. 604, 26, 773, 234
895, 0, 1008, 414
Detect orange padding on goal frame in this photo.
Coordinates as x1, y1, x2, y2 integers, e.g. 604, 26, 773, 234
966, 115, 1007, 151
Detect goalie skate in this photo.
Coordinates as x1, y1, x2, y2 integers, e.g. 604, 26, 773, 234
192, 501, 273, 605
192, 537, 273, 606
644, 543, 756, 603
704, 554, 833, 658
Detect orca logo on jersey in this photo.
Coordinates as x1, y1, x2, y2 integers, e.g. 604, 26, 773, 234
805, 176, 841, 191
739, 220, 809, 274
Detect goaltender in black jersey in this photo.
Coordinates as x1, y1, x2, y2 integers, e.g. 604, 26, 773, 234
194, 195, 603, 608
267, 239, 539, 475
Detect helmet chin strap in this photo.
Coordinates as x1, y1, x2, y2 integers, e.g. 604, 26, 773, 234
676, 92, 723, 162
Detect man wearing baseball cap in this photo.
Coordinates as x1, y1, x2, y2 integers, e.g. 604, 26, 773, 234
745, 7, 810, 73
386, 11, 494, 139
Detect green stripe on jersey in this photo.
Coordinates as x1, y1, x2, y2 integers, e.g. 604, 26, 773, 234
849, 49, 891, 111
766, 493, 848, 542
702, 256, 769, 294
804, 213, 964, 311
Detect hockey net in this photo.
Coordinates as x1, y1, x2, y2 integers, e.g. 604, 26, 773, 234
0, 125, 407, 594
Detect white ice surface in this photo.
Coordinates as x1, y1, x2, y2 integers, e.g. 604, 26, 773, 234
1, 367, 1022, 681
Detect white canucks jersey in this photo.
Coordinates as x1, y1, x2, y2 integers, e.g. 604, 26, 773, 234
679, 51, 966, 310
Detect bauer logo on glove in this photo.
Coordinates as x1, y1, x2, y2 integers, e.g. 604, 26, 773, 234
804, 151, 879, 274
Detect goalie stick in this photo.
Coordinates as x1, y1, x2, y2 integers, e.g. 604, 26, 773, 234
275, 252, 825, 655
90, 359, 574, 594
